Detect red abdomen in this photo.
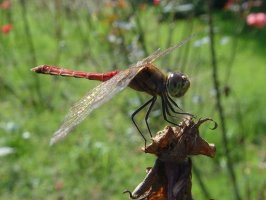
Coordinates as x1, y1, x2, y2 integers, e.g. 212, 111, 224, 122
31, 65, 119, 82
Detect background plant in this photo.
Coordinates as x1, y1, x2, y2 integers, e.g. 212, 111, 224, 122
0, 0, 265, 199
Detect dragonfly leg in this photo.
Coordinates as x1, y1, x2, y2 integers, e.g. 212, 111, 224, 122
159, 95, 174, 118
160, 96, 179, 126
131, 97, 155, 147
144, 96, 157, 138
166, 93, 194, 117
164, 98, 178, 119
166, 92, 183, 110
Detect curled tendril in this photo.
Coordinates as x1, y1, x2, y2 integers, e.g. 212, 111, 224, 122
123, 190, 135, 199
123, 189, 151, 200
195, 118, 218, 130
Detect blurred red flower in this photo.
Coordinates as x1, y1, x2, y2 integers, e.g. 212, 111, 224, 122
0, 0, 11, 10
54, 180, 64, 191
247, 13, 266, 28
153, 0, 160, 6
1, 24, 12, 34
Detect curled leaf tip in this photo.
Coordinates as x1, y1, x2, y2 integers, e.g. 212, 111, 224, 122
210, 120, 218, 130
196, 118, 218, 130
123, 190, 134, 199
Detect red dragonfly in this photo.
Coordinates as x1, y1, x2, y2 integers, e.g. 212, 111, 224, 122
32, 36, 193, 145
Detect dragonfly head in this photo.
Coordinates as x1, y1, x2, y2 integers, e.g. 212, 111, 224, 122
166, 72, 190, 98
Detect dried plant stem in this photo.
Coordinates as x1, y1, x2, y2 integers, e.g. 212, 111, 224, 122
192, 164, 211, 199
20, 0, 37, 65
129, 2, 149, 57
207, 1, 241, 200
19, 0, 43, 108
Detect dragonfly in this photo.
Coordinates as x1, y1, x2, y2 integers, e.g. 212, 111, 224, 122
32, 36, 193, 146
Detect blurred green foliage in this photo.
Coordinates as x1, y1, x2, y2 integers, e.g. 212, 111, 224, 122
0, 0, 265, 199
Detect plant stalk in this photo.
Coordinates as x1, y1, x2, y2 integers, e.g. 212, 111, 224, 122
207, 1, 241, 200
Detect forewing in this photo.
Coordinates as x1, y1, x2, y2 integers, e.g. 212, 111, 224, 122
142, 34, 195, 64
50, 66, 141, 145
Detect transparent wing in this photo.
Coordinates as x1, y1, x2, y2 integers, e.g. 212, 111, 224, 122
142, 34, 195, 63
50, 67, 140, 145
50, 36, 194, 144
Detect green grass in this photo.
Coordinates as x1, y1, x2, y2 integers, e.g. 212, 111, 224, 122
1, 1, 265, 199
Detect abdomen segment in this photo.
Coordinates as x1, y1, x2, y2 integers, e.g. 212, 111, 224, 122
31, 65, 119, 82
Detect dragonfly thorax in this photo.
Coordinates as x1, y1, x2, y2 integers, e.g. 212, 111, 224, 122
166, 72, 190, 98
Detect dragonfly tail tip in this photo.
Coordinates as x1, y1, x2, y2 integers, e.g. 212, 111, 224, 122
31, 67, 37, 72
31, 66, 42, 72
31, 65, 47, 73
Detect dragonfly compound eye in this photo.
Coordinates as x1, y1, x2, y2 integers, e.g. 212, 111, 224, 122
167, 72, 190, 98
